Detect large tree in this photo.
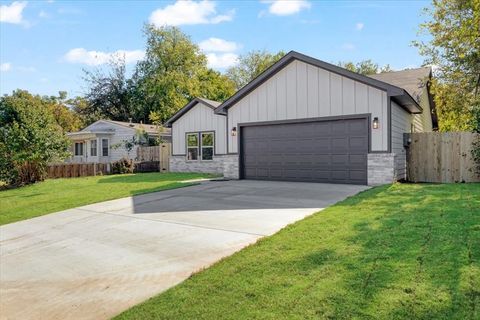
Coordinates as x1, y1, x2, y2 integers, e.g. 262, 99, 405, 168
226, 50, 285, 89
81, 57, 138, 123
42, 91, 84, 132
338, 60, 392, 75
414, 0, 480, 131
135, 25, 235, 123
0, 90, 70, 187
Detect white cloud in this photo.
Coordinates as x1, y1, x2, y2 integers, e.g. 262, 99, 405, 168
205, 53, 238, 69
64, 48, 145, 66
0, 1, 27, 24
199, 38, 239, 53
262, 0, 311, 16
0, 62, 12, 72
149, 0, 234, 27
356, 22, 364, 30
342, 43, 355, 51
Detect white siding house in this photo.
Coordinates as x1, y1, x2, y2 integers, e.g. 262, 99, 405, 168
66, 120, 171, 164
166, 51, 436, 185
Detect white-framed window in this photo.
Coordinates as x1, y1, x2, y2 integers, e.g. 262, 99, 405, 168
90, 140, 97, 156
74, 142, 84, 156
186, 133, 199, 160
201, 132, 214, 161
186, 132, 214, 161
102, 139, 109, 156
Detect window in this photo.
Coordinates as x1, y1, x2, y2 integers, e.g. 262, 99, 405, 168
187, 133, 199, 160
186, 132, 214, 161
201, 132, 214, 160
74, 142, 84, 156
90, 140, 97, 156
102, 139, 109, 156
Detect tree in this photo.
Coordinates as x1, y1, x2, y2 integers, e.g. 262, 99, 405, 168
82, 56, 138, 123
42, 92, 84, 132
0, 90, 70, 187
414, 0, 480, 131
226, 50, 286, 89
338, 60, 392, 75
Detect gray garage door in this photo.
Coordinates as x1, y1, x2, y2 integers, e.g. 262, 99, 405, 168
240, 117, 368, 185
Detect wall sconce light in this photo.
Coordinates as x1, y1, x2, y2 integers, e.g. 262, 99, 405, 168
372, 117, 379, 129
231, 127, 237, 136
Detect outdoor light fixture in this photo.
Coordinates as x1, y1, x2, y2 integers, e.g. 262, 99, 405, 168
231, 127, 237, 136
373, 117, 379, 129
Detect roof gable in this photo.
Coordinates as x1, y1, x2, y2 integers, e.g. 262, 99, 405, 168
165, 97, 223, 127
215, 51, 422, 114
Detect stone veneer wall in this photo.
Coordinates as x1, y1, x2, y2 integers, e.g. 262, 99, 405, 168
367, 153, 396, 185
169, 154, 239, 178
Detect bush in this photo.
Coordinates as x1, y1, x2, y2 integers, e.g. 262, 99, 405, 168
0, 90, 70, 187
111, 158, 135, 174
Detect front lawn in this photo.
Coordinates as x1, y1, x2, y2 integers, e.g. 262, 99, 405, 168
0, 172, 213, 226
115, 183, 480, 320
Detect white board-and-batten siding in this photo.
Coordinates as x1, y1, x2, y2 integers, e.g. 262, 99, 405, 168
172, 102, 227, 155
227, 60, 389, 153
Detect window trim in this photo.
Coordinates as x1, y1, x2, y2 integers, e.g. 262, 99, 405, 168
185, 131, 215, 161
101, 138, 109, 157
90, 139, 97, 157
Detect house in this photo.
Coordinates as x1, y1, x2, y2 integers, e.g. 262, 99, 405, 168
66, 120, 171, 163
165, 51, 436, 185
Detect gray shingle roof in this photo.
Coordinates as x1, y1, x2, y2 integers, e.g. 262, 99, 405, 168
104, 120, 171, 136
367, 67, 432, 103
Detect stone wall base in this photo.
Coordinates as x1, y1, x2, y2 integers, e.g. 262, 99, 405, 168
170, 154, 239, 178
368, 153, 396, 185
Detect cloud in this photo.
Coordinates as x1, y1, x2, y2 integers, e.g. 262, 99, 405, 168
205, 53, 238, 69
0, 62, 12, 72
356, 22, 364, 30
199, 38, 239, 53
342, 43, 355, 51
0, 1, 27, 24
262, 0, 311, 16
17, 66, 36, 72
149, 0, 234, 27
64, 48, 145, 66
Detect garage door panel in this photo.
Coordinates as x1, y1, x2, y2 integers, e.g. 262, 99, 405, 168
241, 117, 368, 185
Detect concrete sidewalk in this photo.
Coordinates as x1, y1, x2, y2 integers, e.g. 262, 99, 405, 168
0, 180, 368, 320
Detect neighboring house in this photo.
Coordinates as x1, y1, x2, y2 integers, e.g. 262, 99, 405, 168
165, 51, 436, 185
66, 120, 171, 163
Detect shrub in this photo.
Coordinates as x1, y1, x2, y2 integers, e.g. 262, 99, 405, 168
0, 90, 70, 187
111, 158, 134, 174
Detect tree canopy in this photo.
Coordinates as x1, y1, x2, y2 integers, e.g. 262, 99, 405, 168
338, 60, 392, 75
414, 0, 480, 131
0, 90, 71, 186
226, 50, 286, 89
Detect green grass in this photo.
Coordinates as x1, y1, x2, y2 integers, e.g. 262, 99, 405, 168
0, 172, 213, 226
115, 183, 480, 320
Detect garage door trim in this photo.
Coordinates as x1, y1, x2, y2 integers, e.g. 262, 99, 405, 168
238, 113, 371, 182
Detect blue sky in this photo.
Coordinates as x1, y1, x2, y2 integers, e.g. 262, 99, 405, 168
0, 0, 431, 97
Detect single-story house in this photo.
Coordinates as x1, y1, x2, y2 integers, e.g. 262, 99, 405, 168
165, 51, 436, 185
66, 120, 171, 163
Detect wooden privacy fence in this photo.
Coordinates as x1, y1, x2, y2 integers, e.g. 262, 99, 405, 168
136, 143, 171, 172
407, 132, 480, 183
47, 163, 109, 179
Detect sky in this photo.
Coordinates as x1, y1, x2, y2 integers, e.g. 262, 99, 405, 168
0, 0, 432, 98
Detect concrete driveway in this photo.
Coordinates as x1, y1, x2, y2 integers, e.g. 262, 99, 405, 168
0, 180, 368, 320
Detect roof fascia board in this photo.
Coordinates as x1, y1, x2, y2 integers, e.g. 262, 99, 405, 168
164, 98, 224, 127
